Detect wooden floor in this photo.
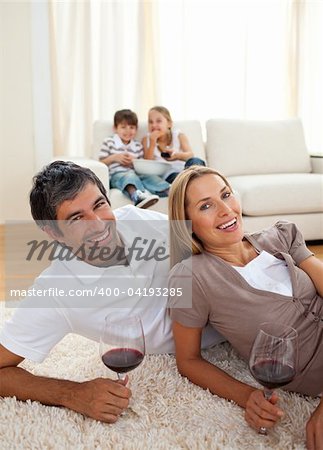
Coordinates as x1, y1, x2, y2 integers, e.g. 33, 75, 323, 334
0, 225, 322, 301
307, 243, 323, 260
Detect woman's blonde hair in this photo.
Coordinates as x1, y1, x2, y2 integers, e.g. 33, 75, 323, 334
168, 166, 233, 268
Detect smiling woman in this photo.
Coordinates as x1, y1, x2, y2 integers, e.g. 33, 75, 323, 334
168, 167, 244, 267
184, 173, 246, 260
167, 165, 323, 447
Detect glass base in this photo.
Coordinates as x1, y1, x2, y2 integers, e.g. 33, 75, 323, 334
256, 427, 280, 447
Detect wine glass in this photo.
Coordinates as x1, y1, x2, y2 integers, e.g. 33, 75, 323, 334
249, 322, 298, 436
100, 313, 145, 381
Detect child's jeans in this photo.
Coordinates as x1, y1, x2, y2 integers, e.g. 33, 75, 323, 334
165, 157, 206, 184
110, 170, 169, 198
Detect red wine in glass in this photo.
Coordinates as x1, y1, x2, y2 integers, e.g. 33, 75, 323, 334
250, 358, 296, 390
249, 322, 298, 398
102, 348, 144, 374
100, 314, 145, 381
249, 322, 298, 437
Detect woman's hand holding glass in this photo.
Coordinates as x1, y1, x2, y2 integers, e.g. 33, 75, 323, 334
249, 322, 298, 439
245, 388, 284, 434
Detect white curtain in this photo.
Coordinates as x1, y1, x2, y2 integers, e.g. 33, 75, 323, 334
48, 0, 323, 156
153, 0, 292, 122
296, 1, 323, 154
49, 0, 93, 156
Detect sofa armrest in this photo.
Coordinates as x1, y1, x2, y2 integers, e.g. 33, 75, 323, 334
52, 156, 110, 194
311, 154, 323, 173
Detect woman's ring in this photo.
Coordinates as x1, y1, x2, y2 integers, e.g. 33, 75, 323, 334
259, 426, 267, 435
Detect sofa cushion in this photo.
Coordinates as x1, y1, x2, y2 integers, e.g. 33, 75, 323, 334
206, 119, 311, 176
229, 173, 323, 216
93, 120, 206, 160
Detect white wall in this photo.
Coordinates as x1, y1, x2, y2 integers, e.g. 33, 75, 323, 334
0, 2, 36, 222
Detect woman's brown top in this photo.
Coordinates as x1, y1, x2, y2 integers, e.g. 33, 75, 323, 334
169, 221, 323, 396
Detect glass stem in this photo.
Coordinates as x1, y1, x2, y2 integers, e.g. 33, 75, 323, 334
117, 372, 127, 382
263, 388, 273, 401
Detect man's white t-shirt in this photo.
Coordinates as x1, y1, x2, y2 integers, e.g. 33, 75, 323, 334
0, 206, 223, 362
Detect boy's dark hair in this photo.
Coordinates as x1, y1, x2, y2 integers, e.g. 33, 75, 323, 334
30, 161, 110, 232
114, 109, 138, 128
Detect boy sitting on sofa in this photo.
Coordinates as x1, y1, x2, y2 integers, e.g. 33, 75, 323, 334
99, 109, 169, 209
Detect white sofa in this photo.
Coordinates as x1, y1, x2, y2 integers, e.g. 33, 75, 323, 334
206, 118, 323, 240
63, 118, 323, 240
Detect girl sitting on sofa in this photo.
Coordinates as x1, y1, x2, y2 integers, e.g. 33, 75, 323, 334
142, 106, 205, 184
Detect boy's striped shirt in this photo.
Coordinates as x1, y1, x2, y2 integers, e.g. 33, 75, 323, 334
99, 134, 143, 174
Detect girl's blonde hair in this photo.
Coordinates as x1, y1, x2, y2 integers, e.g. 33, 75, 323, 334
168, 166, 233, 268
149, 106, 173, 147
149, 106, 173, 125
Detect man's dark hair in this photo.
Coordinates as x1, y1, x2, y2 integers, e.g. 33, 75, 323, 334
114, 109, 138, 128
30, 161, 110, 232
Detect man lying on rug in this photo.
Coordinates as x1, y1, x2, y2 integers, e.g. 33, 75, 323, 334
0, 161, 223, 424
168, 166, 323, 450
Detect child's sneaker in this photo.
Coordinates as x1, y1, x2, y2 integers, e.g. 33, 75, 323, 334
133, 190, 159, 209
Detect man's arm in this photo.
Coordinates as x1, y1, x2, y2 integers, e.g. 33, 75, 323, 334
0, 344, 131, 423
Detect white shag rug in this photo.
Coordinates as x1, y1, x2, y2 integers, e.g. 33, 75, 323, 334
0, 305, 319, 450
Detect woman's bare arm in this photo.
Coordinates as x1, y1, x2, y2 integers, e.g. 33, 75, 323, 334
299, 255, 323, 297
173, 321, 284, 430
